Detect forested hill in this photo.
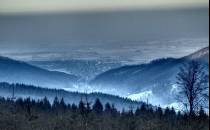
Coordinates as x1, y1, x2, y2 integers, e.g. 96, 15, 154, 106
90, 47, 209, 106
0, 82, 144, 110
0, 56, 78, 88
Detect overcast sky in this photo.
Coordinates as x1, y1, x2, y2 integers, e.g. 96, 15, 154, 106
0, 1, 209, 63
0, 0, 208, 13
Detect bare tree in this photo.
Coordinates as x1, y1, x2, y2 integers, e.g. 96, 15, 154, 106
176, 61, 209, 116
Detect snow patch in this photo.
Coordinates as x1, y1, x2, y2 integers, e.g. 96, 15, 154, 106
163, 102, 183, 111
127, 90, 153, 102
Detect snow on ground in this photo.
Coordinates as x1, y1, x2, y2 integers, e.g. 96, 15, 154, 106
127, 90, 153, 102
163, 102, 183, 111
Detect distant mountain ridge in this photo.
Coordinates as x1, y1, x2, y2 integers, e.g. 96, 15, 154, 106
0, 56, 78, 88
90, 47, 209, 106
184, 46, 209, 63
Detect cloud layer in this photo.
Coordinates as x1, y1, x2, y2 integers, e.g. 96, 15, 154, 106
0, 0, 208, 13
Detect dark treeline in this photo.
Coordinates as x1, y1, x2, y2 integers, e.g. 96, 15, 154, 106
0, 82, 144, 110
0, 96, 208, 130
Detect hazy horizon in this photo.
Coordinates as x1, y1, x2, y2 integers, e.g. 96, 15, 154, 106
0, 7, 209, 64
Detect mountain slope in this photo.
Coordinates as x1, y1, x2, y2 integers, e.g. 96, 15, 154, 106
0, 82, 144, 110
29, 59, 122, 82
0, 56, 78, 88
184, 46, 209, 63
91, 47, 209, 106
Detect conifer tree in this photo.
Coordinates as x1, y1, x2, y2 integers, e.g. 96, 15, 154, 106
92, 98, 103, 114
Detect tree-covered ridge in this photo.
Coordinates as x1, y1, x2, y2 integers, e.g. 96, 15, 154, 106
0, 95, 208, 130
0, 82, 144, 110
0, 56, 78, 88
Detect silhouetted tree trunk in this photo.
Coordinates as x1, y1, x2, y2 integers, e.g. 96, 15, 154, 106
176, 61, 209, 117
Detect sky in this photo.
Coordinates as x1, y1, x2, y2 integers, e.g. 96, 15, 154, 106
0, 1, 209, 63
0, 0, 208, 13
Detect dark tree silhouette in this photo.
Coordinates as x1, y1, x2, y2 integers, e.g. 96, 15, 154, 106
92, 98, 103, 114
59, 98, 66, 113
156, 106, 163, 118
52, 97, 59, 110
107, 104, 118, 117
52, 96, 60, 116
25, 97, 32, 117
176, 61, 209, 116
164, 107, 171, 117
104, 103, 111, 113
140, 103, 147, 112
79, 100, 86, 115
135, 107, 141, 116
71, 103, 78, 112
199, 106, 207, 120
42, 96, 51, 110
